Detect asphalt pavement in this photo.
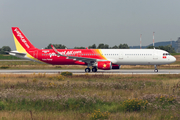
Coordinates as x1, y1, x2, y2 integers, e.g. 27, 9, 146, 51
0, 69, 179, 74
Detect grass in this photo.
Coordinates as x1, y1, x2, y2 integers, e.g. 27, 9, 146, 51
170, 53, 180, 55
0, 54, 21, 59
0, 74, 180, 119
0, 61, 87, 69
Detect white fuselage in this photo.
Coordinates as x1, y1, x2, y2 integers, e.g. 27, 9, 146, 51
100, 49, 176, 65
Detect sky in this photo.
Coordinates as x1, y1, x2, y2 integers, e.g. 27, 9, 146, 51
1, 0, 180, 50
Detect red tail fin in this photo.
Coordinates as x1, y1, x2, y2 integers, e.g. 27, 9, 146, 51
12, 27, 36, 52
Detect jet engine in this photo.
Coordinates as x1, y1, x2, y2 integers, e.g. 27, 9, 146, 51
97, 61, 112, 70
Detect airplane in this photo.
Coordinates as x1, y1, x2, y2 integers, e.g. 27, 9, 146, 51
9, 27, 176, 72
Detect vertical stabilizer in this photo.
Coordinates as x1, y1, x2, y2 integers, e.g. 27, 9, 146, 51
12, 27, 36, 53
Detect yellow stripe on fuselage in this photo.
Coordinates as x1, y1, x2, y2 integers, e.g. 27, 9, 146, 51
96, 49, 107, 60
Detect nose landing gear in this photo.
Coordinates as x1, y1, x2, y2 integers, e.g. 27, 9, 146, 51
154, 65, 158, 72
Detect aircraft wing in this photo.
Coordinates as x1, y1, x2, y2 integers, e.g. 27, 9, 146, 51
51, 45, 100, 63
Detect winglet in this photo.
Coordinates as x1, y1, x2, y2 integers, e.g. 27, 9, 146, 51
51, 45, 67, 57
51, 45, 60, 55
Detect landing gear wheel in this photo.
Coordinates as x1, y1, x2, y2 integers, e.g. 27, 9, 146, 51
154, 65, 158, 73
92, 67, 97, 72
154, 69, 158, 72
85, 68, 91, 72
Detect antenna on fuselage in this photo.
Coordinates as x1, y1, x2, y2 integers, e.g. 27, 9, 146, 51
170, 38, 172, 53
140, 34, 142, 49
153, 32, 155, 49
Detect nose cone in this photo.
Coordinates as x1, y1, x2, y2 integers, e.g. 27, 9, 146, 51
173, 56, 176, 62
172, 56, 176, 63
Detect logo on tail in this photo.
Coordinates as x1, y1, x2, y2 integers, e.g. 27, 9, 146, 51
14, 28, 30, 48
12, 27, 36, 52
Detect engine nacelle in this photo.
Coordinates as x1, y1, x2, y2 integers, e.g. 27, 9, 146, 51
112, 64, 121, 69
97, 61, 112, 70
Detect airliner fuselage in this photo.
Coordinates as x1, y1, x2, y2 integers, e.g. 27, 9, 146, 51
27, 49, 175, 65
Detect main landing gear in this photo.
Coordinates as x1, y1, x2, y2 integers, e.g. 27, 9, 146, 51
85, 67, 97, 72
154, 65, 158, 72
92, 67, 97, 72
85, 68, 91, 72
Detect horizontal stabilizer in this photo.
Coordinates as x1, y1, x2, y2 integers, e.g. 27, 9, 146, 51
8, 51, 26, 57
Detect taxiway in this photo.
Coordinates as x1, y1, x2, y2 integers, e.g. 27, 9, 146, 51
0, 69, 179, 74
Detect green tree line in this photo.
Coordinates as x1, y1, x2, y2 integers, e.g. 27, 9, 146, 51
0, 46, 11, 54
45, 44, 66, 49
45, 43, 130, 49
147, 45, 176, 53
45, 43, 176, 53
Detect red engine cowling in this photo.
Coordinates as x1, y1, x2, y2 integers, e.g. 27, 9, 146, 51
112, 64, 121, 69
97, 61, 112, 70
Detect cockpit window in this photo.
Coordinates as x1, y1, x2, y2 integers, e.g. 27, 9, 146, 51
163, 53, 170, 56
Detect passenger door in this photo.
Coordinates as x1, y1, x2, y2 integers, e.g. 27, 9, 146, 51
119, 52, 123, 59
153, 51, 158, 60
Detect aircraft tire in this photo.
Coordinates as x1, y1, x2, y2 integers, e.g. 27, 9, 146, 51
85, 68, 91, 72
154, 69, 158, 72
92, 67, 97, 72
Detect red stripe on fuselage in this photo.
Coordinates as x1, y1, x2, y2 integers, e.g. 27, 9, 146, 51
36, 49, 105, 65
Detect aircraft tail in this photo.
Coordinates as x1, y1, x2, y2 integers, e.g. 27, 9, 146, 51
12, 27, 36, 53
